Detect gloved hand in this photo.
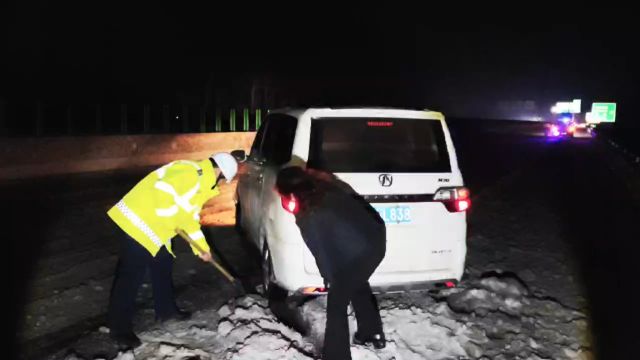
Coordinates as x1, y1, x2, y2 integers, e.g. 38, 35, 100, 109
198, 251, 212, 263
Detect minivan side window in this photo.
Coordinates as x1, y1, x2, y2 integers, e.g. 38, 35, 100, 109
249, 120, 268, 161
260, 114, 298, 165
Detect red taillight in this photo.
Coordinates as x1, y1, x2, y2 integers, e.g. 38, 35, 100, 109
281, 194, 299, 215
445, 281, 456, 288
457, 188, 470, 199
455, 199, 470, 212
434, 187, 471, 212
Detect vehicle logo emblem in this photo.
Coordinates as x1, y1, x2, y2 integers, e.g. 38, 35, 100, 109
379, 174, 393, 187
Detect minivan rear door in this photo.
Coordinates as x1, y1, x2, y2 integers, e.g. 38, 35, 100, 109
304, 117, 463, 274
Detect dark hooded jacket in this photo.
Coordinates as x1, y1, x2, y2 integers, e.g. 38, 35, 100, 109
293, 179, 386, 283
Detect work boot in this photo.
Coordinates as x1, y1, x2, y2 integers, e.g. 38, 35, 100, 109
110, 330, 142, 349
353, 332, 386, 349
156, 308, 192, 322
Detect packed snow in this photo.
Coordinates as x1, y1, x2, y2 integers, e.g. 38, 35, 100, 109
25, 129, 631, 360
45, 159, 596, 360
60, 271, 591, 360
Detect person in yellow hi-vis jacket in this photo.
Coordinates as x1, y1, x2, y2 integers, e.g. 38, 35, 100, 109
106, 152, 238, 348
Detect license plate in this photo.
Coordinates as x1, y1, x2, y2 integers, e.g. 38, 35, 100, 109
372, 205, 411, 224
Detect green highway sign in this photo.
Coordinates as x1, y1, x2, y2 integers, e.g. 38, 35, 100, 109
587, 102, 616, 123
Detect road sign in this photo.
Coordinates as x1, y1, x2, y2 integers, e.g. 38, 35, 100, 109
587, 103, 616, 123
551, 99, 581, 114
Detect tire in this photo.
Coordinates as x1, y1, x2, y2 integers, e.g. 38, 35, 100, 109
234, 198, 264, 293
262, 243, 309, 335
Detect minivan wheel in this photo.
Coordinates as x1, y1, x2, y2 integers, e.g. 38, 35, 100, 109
260, 244, 309, 335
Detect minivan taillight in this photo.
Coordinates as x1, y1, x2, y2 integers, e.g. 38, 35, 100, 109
281, 194, 299, 215
433, 187, 471, 212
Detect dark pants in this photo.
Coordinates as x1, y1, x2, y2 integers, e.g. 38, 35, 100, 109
323, 255, 383, 360
107, 236, 177, 334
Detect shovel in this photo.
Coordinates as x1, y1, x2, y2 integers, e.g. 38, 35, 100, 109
175, 228, 245, 296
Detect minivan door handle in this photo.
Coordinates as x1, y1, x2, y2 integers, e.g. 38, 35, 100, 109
249, 156, 267, 167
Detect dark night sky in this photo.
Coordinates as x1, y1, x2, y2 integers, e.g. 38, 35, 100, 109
4, 3, 638, 124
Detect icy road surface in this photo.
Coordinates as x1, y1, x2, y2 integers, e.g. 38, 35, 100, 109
9, 121, 638, 359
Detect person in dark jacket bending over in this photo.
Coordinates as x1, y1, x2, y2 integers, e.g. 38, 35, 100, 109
276, 166, 387, 360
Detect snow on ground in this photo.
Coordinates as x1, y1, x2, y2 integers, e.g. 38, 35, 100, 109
29, 133, 611, 360
88, 143, 593, 360
62, 273, 591, 360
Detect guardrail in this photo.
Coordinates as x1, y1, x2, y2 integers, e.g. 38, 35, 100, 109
1, 102, 265, 137
0, 132, 257, 180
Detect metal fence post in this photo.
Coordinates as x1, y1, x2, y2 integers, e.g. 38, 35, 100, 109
255, 108, 262, 129
243, 108, 249, 131
229, 109, 236, 132
215, 109, 221, 132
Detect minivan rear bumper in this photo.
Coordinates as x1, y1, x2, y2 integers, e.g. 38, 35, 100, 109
291, 279, 459, 297
372, 278, 458, 293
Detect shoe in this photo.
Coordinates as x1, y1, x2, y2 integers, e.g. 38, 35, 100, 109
353, 332, 386, 349
110, 330, 142, 349
156, 308, 192, 322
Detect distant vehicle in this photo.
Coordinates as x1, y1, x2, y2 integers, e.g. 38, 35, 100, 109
236, 108, 469, 298
572, 123, 595, 138
545, 113, 577, 138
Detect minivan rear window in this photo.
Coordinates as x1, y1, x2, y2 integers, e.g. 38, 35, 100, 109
308, 118, 451, 173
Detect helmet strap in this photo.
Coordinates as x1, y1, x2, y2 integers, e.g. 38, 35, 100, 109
212, 173, 224, 189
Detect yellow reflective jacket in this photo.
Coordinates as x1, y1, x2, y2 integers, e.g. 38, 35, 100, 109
107, 159, 220, 256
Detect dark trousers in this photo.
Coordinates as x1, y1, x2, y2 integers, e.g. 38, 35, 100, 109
323, 255, 383, 360
107, 236, 177, 334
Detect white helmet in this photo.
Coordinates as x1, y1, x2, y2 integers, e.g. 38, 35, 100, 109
211, 152, 238, 183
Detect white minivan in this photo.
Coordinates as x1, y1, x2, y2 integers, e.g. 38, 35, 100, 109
236, 108, 468, 296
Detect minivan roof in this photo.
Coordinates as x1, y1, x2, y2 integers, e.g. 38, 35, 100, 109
269, 107, 444, 120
